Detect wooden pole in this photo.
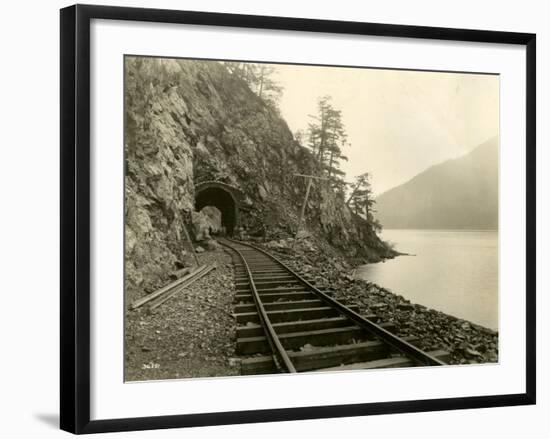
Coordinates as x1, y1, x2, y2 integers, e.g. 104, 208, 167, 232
181, 220, 200, 267
149, 265, 217, 311
130, 264, 207, 309
291, 173, 329, 250
292, 178, 313, 250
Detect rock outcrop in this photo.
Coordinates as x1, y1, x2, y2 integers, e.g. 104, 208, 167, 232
125, 57, 393, 303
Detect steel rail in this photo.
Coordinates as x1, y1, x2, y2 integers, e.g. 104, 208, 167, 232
226, 238, 445, 367
220, 239, 297, 373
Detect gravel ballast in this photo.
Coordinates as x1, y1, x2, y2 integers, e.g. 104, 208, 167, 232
125, 236, 498, 382
124, 248, 240, 381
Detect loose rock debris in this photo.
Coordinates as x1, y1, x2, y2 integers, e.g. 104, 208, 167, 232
125, 248, 240, 381
257, 237, 499, 365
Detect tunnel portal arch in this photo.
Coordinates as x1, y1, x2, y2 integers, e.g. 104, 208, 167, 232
195, 181, 245, 236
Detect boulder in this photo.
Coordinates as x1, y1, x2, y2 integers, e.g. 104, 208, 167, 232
204, 239, 220, 251
190, 211, 211, 241
397, 302, 414, 311
258, 184, 268, 201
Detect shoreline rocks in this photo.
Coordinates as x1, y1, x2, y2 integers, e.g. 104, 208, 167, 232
258, 237, 499, 365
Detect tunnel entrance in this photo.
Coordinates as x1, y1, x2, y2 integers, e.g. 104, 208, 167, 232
195, 186, 238, 236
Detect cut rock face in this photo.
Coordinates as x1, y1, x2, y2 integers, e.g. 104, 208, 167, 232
124, 57, 394, 304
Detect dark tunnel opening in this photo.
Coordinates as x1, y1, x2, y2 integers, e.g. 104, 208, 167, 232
195, 187, 238, 236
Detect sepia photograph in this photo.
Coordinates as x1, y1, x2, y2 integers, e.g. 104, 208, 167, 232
124, 56, 499, 382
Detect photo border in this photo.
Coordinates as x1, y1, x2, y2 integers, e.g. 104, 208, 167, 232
60, 4, 536, 434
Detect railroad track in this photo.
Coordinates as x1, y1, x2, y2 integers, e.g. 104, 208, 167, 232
219, 238, 449, 375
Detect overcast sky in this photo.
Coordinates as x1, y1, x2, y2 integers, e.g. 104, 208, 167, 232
272, 63, 499, 195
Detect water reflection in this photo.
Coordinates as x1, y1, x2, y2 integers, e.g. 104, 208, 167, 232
355, 229, 498, 330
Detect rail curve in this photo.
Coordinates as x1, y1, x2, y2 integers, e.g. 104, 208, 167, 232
220, 238, 448, 374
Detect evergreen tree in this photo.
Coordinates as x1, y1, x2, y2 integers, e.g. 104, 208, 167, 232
307, 96, 348, 191
255, 64, 283, 104
347, 173, 381, 232
222, 62, 282, 106
294, 129, 305, 145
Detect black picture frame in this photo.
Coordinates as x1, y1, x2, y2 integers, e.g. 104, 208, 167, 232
60, 4, 536, 434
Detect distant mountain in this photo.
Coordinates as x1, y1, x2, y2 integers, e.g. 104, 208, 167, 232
375, 137, 498, 230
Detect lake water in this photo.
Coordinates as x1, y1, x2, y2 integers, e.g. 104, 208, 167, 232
355, 229, 498, 330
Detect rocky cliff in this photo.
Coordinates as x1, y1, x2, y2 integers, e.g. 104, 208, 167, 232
125, 57, 392, 303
